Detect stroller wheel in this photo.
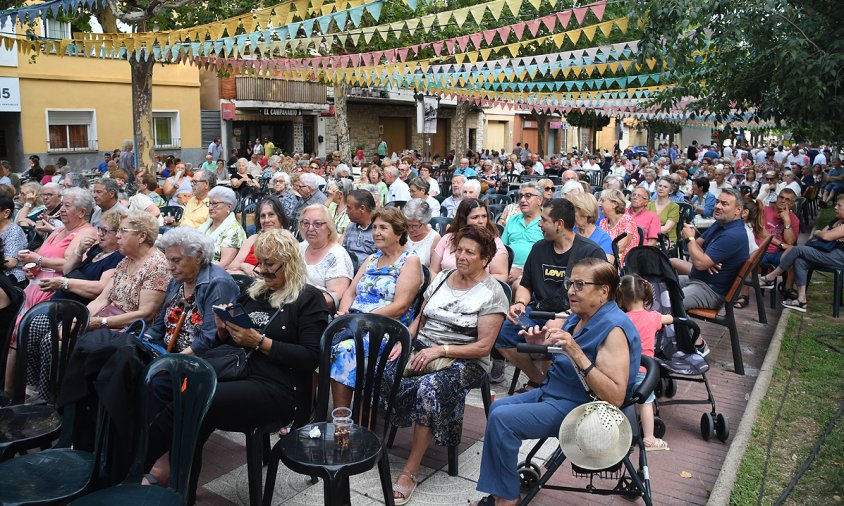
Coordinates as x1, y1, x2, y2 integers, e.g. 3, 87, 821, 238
653, 417, 666, 439
518, 465, 541, 491
715, 413, 730, 442
700, 412, 715, 441
665, 379, 677, 398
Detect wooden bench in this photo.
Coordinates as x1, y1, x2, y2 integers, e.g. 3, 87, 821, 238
687, 235, 772, 375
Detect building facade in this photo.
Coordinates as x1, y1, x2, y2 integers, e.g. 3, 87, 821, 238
0, 19, 203, 173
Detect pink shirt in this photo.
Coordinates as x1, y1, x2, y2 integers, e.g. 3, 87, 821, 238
434, 232, 507, 272
626, 309, 662, 372
626, 207, 661, 242
763, 205, 800, 254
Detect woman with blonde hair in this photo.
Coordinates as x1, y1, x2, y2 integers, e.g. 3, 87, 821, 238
144, 229, 329, 503
569, 192, 613, 259
298, 204, 354, 312
598, 189, 639, 264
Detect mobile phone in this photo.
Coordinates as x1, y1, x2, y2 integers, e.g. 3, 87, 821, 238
516, 312, 534, 331
213, 304, 256, 329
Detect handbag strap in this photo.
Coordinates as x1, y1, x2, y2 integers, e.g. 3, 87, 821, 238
412, 269, 455, 340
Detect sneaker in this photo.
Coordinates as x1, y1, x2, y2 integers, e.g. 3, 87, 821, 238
489, 359, 506, 384
695, 340, 711, 358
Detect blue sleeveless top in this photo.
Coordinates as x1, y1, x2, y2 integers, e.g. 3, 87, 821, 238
539, 301, 642, 408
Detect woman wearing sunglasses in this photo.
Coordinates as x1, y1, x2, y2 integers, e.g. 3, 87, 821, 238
473, 258, 641, 506
144, 229, 328, 502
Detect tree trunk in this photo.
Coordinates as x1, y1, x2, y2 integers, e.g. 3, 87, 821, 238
130, 57, 156, 175
590, 117, 598, 154
333, 81, 351, 164
97, 9, 119, 33
453, 100, 470, 159
535, 113, 547, 158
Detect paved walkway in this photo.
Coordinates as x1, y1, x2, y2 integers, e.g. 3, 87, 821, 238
195, 291, 782, 505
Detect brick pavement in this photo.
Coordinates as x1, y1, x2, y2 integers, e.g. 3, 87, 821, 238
197, 296, 782, 505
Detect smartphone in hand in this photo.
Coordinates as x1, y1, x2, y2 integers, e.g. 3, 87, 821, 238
213, 304, 256, 328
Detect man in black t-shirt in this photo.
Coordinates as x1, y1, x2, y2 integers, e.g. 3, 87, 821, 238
495, 198, 607, 391
687, 140, 699, 161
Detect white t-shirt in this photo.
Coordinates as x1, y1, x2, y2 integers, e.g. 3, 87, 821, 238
785, 153, 804, 167
723, 146, 733, 159
532, 161, 545, 175
425, 196, 441, 218
406, 229, 439, 267
813, 152, 827, 166
745, 224, 759, 255
299, 242, 354, 306
427, 177, 441, 197
387, 178, 411, 203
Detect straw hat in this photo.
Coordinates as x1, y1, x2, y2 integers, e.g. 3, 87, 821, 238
558, 401, 632, 470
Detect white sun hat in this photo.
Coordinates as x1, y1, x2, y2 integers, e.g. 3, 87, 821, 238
558, 401, 632, 470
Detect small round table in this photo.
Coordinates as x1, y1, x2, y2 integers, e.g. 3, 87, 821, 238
278, 421, 395, 506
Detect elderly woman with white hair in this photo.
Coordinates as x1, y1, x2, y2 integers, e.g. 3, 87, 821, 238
298, 203, 354, 312
199, 186, 246, 268
777, 170, 803, 197
326, 178, 355, 234
147, 226, 239, 355
292, 172, 327, 223
271, 171, 298, 219
461, 179, 482, 199
403, 198, 441, 267
231, 157, 260, 196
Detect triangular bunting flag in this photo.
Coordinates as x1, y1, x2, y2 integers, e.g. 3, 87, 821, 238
591, 1, 606, 20
573, 5, 588, 24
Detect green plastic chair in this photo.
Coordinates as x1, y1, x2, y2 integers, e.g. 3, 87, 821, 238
0, 398, 112, 505
1, 300, 90, 461
71, 354, 217, 506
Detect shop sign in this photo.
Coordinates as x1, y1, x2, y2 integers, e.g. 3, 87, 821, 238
262, 108, 300, 116
221, 102, 236, 120
0, 77, 21, 112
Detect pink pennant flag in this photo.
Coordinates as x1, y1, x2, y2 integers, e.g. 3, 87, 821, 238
556, 10, 571, 28
446, 39, 456, 54
483, 29, 497, 45
432, 41, 443, 55
384, 50, 396, 64
397, 48, 409, 62
541, 14, 556, 32
340, 55, 351, 68
580, 106, 587, 113
573, 6, 588, 24
496, 26, 511, 44
590, 1, 606, 21
411, 44, 421, 56
469, 33, 483, 50
512, 22, 526, 40
361, 53, 372, 66
350, 54, 361, 67
320, 57, 329, 69
526, 19, 541, 37
372, 51, 383, 64
456, 35, 470, 52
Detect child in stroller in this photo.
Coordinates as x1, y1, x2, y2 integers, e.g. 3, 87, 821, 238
618, 274, 673, 451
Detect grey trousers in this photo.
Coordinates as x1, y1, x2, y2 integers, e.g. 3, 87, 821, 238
778, 245, 844, 286
679, 276, 725, 310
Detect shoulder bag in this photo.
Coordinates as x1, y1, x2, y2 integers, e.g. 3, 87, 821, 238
204, 305, 283, 381
402, 270, 457, 377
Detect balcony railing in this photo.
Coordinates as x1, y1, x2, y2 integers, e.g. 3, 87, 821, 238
155, 138, 181, 150
235, 77, 327, 104
47, 138, 98, 153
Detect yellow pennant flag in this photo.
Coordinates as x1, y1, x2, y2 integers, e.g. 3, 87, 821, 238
455, 53, 466, 65
595, 63, 608, 75
349, 32, 361, 45
453, 8, 469, 27
567, 29, 581, 45
615, 18, 629, 32
488, 0, 505, 20
419, 61, 430, 73
363, 29, 374, 44
377, 26, 390, 42
581, 25, 597, 42
241, 15, 255, 34
469, 8, 485, 25
527, 0, 541, 10
507, 42, 520, 58
467, 51, 479, 64
552, 32, 566, 48
437, 11, 452, 25
421, 15, 436, 30
405, 18, 419, 34
598, 20, 614, 38
480, 48, 493, 61
620, 60, 633, 71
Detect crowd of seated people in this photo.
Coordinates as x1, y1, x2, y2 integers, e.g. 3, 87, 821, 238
0, 141, 841, 505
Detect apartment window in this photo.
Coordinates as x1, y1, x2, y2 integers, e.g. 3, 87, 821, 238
43, 19, 71, 40
153, 111, 180, 148
47, 110, 96, 152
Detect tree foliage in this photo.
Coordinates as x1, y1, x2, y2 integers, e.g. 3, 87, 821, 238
630, 0, 844, 143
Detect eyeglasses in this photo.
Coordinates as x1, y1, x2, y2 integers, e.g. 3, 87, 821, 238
97, 227, 116, 235
252, 262, 284, 279
190, 180, 207, 186
563, 279, 602, 292
518, 193, 539, 200
544, 186, 553, 191
117, 227, 141, 234
301, 221, 327, 230
208, 201, 228, 208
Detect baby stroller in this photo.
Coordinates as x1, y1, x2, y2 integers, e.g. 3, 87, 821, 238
623, 246, 730, 442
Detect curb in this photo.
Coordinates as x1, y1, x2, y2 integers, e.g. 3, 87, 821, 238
707, 307, 791, 505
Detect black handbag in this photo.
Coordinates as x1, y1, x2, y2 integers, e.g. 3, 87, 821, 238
203, 344, 252, 381
203, 306, 283, 381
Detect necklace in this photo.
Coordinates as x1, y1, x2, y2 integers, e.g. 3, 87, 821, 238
92, 250, 114, 263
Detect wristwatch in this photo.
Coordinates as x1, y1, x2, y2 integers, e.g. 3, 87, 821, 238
783, 224, 792, 230
100, 317, 108, 328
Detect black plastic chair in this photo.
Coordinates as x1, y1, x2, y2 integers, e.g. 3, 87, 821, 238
487, 204, 506, 223
410, 265, 431, 321
516, 355, 659, 506
807, 265, 844, 318
385, 200, 407, 210
231, 274, 256, 295
0, 399, 112, 504
429, 216, 452, 236
610, 232, 629, 271
1, 300, 90, 461
483, 194, 511, 206
262, 314, 412, 506
71, 354, 218, 505
0, 282, 25, 406
160, 205, 184, 224
240, 202, 257, 231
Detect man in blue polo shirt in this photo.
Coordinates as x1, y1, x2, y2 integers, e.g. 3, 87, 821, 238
670, 188, 748, 356
453, 157, 477, 178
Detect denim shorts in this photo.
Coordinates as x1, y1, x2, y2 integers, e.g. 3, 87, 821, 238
634, 370, 655, 404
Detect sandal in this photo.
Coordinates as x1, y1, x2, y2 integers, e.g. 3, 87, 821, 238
783, 289, 798, 301
734, 295, 749, 309
515, 380, 544, 394
393, 471, 418, 505
759, 276, 775, 290
472, 495, 497, 506
782, 299, 807, 313
644, 437, 670, 451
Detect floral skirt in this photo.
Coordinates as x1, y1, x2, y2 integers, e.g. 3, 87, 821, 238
330, 332, 388, 389
381, 359, 486, 447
